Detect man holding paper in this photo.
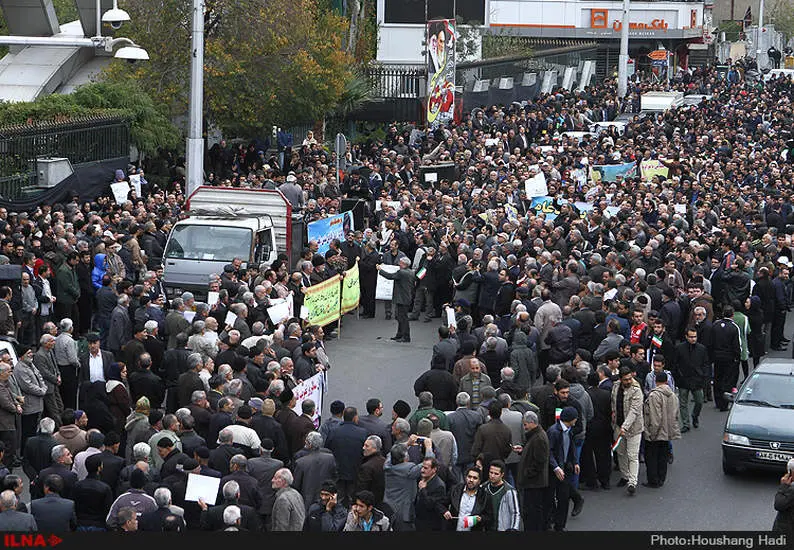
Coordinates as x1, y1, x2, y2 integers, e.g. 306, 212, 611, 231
377, 257, 415, 343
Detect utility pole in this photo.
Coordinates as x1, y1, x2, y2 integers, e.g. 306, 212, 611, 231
617, 0, 630, 98
186, 0, 205, 198
757, 0, 766, 69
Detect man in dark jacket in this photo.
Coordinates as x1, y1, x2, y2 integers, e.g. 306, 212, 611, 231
413, 356, 458, 412
356, 399, 392, 456
545, 319, 574, 364
128, 355, 165, 411
408, 246, 438, 322
246, 440, 283, 525
446, 392, 483, 479
443, 466, 492, 531
673, 328, 710, 431
293, 432, 337, 511
304, 479, 347, 532
29, 474, 77, 532
711, 307, 741, 412
471, 401, 512, 466
378, 257, 416, 342
547, 406, 580, 532
414, 457, 447, 531
356, 435, 385, 506
219, 455, 261, 510
71, 454, 113, 530
580, 368, 613, 490
516, 411, 548, 531
324, 407, 368, 508
431, 326, 459, 372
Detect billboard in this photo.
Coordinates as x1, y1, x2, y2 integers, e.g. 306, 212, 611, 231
426, 19, 456, 129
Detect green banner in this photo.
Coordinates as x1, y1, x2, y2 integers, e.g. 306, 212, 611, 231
303, 274, 342, 327
341, 261, 360, 315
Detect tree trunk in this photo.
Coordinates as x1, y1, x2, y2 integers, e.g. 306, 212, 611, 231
347, 0, 361, 56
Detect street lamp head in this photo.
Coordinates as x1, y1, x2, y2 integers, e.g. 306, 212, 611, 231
115, 45, 149, 62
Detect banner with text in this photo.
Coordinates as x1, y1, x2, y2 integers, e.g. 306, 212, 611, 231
291, 372, 325, 427
341, 261, 360, 315
640, 159, 670, 180
590, 162, 637, 182
307, 212, 354, 255
529, 196, 560, 221
303, 274, 342, 326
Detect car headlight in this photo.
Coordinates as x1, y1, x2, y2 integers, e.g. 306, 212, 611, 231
723, 433, 750, 446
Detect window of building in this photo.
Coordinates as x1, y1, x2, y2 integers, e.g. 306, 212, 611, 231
384, 0, 485, 25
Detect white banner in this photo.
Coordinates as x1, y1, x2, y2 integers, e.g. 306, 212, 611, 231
267, 294, 294, 324
376, 264, 399, 301
110, 182, 130, 204
291, 372, 325, 428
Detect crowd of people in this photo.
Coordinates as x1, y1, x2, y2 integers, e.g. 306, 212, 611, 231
0, 61, 791, 533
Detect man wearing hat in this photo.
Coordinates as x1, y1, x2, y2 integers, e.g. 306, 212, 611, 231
246, 438, 283, 524
279, 173, 304, 210
79, 333, 114, 386
546, 406, 580, 531
305, 479, 347, 531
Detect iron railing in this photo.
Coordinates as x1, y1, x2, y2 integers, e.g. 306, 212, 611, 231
0, 116, 130, 200
365, 64, 426, 99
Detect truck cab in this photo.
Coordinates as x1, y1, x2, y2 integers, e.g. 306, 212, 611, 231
162, 187, 297, 301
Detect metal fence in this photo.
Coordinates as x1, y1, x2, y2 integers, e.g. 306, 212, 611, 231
0, 116, 130, 200
365, 64, 425, 99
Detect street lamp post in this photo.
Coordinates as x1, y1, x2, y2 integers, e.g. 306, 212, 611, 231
185, 0, 204, 198
617, 0, 630, 98
756, 0, 766, 69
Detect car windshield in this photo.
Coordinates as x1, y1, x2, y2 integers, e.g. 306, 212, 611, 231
736, 372, 794, 408
164, 224, 251, 262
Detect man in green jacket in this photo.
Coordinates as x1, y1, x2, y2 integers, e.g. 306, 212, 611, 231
55, 252, 81, 329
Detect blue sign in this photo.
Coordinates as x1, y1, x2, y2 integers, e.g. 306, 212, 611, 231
307, 212, 354, 255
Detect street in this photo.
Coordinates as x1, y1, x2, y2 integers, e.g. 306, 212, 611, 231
323, 304, 786, 531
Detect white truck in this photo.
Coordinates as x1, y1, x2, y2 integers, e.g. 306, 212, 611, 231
640, 91, 684, 113
162, 187, 304, 300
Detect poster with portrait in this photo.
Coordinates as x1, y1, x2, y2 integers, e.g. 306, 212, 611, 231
426, 19, 456, 129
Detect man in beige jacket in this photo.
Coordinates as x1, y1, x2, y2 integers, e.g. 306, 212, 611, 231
643, 371, 681, 488
611, 366, 644, 495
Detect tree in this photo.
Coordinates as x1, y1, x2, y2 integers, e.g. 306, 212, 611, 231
103, 0, 355, 138
0, 81, 180, 156
769, 0, 794, 41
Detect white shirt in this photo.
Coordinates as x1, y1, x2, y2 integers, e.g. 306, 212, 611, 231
223, 423, 261, 451
456, 491, 477, 531
88, 352, 104, 382
39, 278, 53, 316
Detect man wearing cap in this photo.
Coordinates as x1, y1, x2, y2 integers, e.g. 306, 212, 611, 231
225, 405, 262, 457
279, 173, 304, 210
546, 406, 580, 531
377, 257, 416, 343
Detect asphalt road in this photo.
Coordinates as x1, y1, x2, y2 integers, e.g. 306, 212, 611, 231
323, 304, 787, 531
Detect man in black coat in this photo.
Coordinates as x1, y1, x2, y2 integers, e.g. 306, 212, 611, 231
22, 419, 56, 483
580, 369, 612, 490
71, 454, 113, 529
128, 355, 165, 410
250, 399, 289, 463
547, 406, 580, 532
33, 445, 78, 500
207, 399, 234, 451
516, 411, 549, 532
674, 328, 710, 430
304, 480, 347, 532
378, 257, 416, 342
219, 455, 261, 510
208, 428, 238, 476
324, 407, 368, 508
414, 457, 447, 531
78, 334, 115, 385
444, 466, 493, 531
158, 438, 190, 479
29, 474, 77, 532
356, 399, 392, 455
431, 326, 459, 371
413, 356, 458, 412
246, 440, 283, 524
97, 432, 126, 494
199, 479, 262, 531
712, 307, 741, 412
138, 487, 185, 532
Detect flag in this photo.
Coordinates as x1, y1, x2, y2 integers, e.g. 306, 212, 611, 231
743, 6, 752, 30
462, 515, 479, 528
612, 436, 623, 452
416, 266, 427, 280
651, 334, 663, 349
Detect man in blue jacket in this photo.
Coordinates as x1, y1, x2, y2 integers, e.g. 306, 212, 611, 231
546, 406, 580, 532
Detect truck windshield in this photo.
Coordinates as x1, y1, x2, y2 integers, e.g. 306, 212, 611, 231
164, 224, 252, 262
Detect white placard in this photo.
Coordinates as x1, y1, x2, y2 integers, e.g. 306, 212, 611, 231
207, 291, 219, 306
375, 200, 402, 212
110, 182, 130, 204
224, 311, 237, 328
267, 296, 294, 324
299, 305, 309, 320
291, 372, 325, 427
445, 306, 457, 329
485, 138, 499, 147
129, 174, 142, 197
185, 473, 221, 505
376, 264, 399, 301
674, 204, 687, 214
183, 311, 196, 323
524, 172, 548, 197
424, 172, 438, 183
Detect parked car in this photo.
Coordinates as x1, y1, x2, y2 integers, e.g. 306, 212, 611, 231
722, 359, 794, 475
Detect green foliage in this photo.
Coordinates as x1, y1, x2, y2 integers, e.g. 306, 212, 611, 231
482, 32, 535, 60
769, 0, 794, 41
0, 81, 180, 155
719, 20, 743, 42
103, 0, 356, 138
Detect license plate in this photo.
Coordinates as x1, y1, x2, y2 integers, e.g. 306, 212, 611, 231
755, 451, 793, 462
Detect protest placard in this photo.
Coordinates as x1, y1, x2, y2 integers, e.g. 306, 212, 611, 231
376, 265, 399, 301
